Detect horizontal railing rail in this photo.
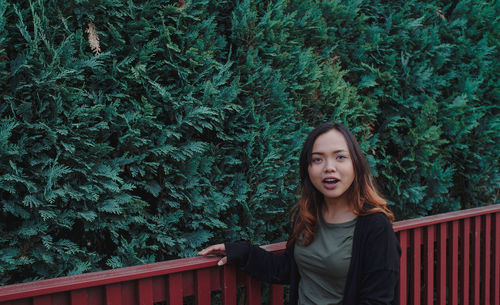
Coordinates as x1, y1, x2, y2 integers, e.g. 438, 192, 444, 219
1, 204, 499, 305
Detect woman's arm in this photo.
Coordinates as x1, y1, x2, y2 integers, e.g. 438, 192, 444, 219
199, 241, 294, 285
225, 241, 293, 284
358, 214, 401, 305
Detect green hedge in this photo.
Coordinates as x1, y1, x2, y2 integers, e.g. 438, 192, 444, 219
0, 0, 498, 284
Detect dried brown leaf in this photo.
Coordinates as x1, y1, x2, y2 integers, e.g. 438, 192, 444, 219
86, 22, 101, 56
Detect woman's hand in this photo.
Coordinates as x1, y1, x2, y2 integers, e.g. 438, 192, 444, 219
198, 243, 228, 266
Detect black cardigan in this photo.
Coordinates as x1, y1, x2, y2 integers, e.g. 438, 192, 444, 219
225, 212, 401, 305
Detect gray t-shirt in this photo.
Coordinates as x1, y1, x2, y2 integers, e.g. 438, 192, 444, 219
294, 216, 357, 305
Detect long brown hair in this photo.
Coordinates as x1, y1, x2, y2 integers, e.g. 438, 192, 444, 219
287, 123, 393, 247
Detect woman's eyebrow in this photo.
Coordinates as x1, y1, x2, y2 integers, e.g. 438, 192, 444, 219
312, 149, 347, 155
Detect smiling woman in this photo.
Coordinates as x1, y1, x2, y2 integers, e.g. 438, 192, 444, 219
199, 123, 401, 305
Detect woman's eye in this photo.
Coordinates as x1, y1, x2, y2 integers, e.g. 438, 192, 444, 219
312, 158, 322, 163
337, 155, 346, 160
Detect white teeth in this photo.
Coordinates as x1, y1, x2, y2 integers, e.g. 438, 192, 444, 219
324, 179, 338, 183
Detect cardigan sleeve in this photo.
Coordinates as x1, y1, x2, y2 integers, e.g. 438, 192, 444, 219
358, 213, 401, 305
225, 241, 293, 285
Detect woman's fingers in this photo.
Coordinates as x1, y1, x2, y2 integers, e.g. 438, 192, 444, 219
217, 256, 227, 266
198, 243, 226, 256
199, 244, 227, 266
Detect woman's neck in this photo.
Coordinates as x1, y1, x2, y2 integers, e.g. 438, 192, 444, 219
322, 199, 356, 224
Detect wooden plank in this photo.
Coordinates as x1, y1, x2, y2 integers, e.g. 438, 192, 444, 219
70, 289, 87, 305
138, 278, 153, 305
9, 300, 31, 305
483, 214, 491, 305
105, 284, 122, 305
195, 269, 211, 305
425, 225, 435, 305
11, 300, 31, 305
152, 276, 166, 303
222, 264, 236, 305
33, 295, 51, 305
450, 221, 459, 305
412, 228, 422, 305
494, 213, 500, 305
437, 223, 447, 305
399, 231, 408, 305
121, 281, 135, 305
209, 268, 221, 291
87, 286, 104, 305
473, 216, 481, 305
168, 273, 183, 305
269, 284, 283, 305
182, 271, 194, 297
461, 218, 470, 305
245, 276, 260, 305
52, 292, 70, 305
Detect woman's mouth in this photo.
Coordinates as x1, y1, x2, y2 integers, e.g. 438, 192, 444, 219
323, 178, 339, 188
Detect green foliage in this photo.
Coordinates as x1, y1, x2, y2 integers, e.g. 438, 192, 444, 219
0, 0, 498, 284
321, 0, 500, 217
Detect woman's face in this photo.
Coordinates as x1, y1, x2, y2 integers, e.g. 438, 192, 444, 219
307, 129, 355, 205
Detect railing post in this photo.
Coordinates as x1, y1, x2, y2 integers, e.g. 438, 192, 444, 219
138, 278, 153, 305
71, 289, 88, 305
424, 225, 435, 305
473, 216, 481, 304
168, 273, 183, 305
195, 269, 211, 305
222, 264, 236, 305
437, 223, 447, 305
245, 276, 260, 305
399, 230, 408, 305
33, 295, 51, 305
412, 228, 422, 305
483, 215, 491, 305
494, 212, 500, 305
461, 218, 470, 305
106, 283, 122, 305
269, 284, 283, 305
450, 221, 459, 305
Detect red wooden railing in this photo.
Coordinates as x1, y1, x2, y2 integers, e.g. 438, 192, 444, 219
394, 204, 500, 305
1, 204, 499, 305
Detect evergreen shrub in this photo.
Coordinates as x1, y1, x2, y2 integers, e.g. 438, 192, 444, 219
0, 0, 498, 284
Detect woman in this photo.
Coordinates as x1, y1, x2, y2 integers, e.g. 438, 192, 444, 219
199, 123, 401, 305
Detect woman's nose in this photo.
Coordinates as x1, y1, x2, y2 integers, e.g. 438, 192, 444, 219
325, 159, 336, 172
